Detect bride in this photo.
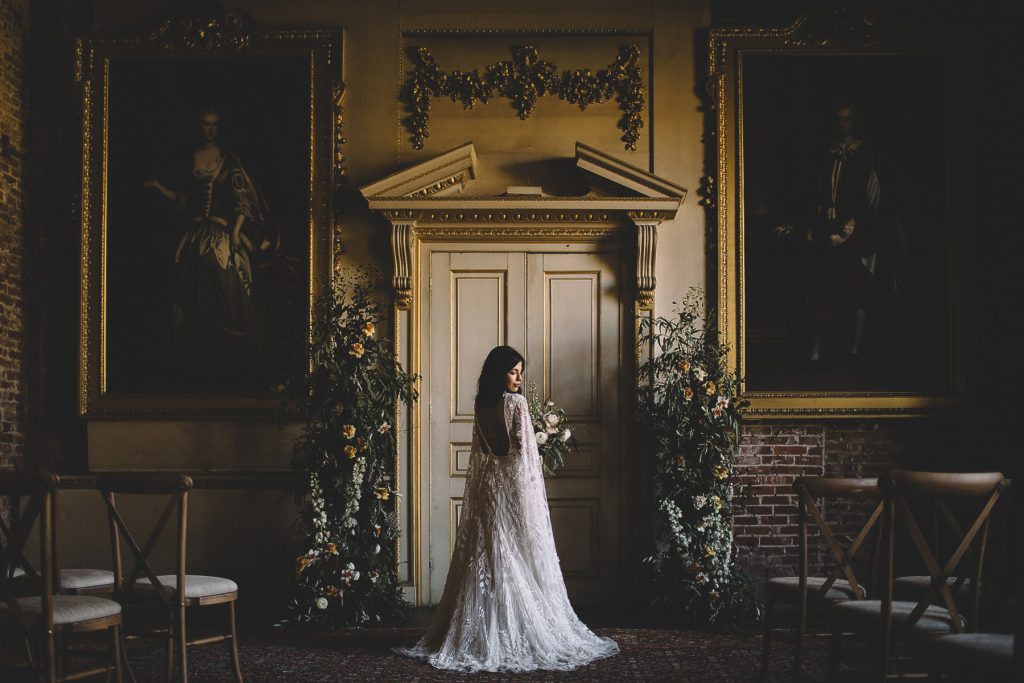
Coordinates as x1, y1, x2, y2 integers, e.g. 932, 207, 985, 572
396, 346, 619, 672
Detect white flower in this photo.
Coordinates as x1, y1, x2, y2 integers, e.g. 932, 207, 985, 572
316, 597, 329, 609
545, 413, 560, 428
373, 544, 381, 554
346, 562, 355, 571
352, 571, 360, 581
535, 431, 548, 445
560, 429, 571, 442
546, 400, 554, 407
694, 366, 707, 382
694, 495, 707, 510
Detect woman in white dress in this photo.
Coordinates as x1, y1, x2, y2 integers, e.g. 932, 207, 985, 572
396, 346, 619, 672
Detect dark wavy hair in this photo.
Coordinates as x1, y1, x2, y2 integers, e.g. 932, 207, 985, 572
474, 346, 525, 408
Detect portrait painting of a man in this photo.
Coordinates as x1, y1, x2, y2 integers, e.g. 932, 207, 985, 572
741, 54, 951, 395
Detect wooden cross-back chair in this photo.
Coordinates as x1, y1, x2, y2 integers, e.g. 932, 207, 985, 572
828, 470, 1009, 681
0, 471, 123, 683
97, 473, 243, 683
760, 476, 882, 682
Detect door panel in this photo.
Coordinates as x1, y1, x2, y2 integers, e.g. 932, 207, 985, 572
426, 249, 620, 606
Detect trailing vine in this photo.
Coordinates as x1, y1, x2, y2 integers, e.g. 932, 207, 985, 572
404, 44, 645, 151
285, 267, 418, 628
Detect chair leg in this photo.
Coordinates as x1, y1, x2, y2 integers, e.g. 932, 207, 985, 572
165, 616, 174, 683
759, 600, 773, 682
228, 601, 243, 682
828, 628, 841, 682
176, 603, 188, 683
112, 624, 124, 683
45, 632, 57, 683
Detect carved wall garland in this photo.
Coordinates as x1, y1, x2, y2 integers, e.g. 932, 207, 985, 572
403, 44, 645, 151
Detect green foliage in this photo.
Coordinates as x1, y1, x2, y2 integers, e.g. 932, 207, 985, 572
285, 267, 418, 628
526, 382, 579, 477
638, 289, 759, 629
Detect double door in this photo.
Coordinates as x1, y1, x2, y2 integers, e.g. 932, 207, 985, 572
424, 249, 623, 606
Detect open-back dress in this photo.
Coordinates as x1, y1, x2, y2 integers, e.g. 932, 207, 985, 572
395, 391, 619, 672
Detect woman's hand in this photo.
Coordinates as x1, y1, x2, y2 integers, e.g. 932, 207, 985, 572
143, 178, 176, 202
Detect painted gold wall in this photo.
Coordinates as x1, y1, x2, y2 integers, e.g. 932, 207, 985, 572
73, 0, 711, 582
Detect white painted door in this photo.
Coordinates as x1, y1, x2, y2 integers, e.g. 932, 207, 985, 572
426, 249, 622, 607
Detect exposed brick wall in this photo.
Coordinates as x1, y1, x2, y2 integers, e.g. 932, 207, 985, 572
732, 420, 950, 580
0, 0, 28, 474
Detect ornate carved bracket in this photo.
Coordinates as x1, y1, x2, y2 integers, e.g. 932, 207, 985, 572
388, 214, 419, 309
629, 214, 659, 310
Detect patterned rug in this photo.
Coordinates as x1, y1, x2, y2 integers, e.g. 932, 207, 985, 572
113, 624, 869, 682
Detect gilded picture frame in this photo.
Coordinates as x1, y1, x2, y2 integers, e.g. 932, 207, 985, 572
709, 11, 963, 418
77, 12, 343, 416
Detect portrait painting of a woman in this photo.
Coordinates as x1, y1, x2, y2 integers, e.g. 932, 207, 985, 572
104, 57, 309, 397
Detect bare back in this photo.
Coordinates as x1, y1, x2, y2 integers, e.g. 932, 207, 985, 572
475, 398, 511, 457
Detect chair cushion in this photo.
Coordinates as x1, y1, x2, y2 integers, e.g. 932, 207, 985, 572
832, 599, 964, 633
893, 575, 972, 602
4, 595, 121, 625
133, 574, 237, 599
766, 576, 862, 602
927, 633, 1013, 660
60, 568, 115, 591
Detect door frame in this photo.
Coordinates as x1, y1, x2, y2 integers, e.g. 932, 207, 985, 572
403, 236, 642, 609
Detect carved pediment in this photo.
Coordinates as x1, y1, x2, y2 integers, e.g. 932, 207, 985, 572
575, 142, 688, 201
361, 142, 686, 311
360, 142, 477, 198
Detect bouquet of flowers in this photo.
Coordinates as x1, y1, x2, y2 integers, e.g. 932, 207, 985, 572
526, 382, 579, 477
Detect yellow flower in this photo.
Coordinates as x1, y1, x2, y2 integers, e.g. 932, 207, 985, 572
683, 387, 694, 401
704, 546, 716, 558
356, 436, 368, 452
344, 445, 357, 459
324, 585, 340, 597
710, 495, 723, 511
341, 424, 356, 440
374, 487, 390, 501
712, 465, 729, 480
705, 380, 716, 395
296, 556, 313, 576
325, 543, 339, 555
362, 322, 375, 337
349, 342, 365, 358
677, 359, 690, 373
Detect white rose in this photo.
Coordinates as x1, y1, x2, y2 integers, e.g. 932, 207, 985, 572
536, 431, 549, 445
694, 367, 707, 382
560, 429, 571, 442
316, 597, 329, 610
373, 544, 381, 554
545, 413, 560, 428
352, 571, 360, 581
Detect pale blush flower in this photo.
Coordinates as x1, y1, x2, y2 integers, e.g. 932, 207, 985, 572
694, 367, 707, 382
378, 421, 390, 434
560, 429, 571, 442
545, 413, 560, 428
536, 431, 549, 445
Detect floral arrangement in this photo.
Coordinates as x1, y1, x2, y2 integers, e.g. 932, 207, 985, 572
638, 289, 758, 628
284, 267, 418, 628
526, 382, 578, 477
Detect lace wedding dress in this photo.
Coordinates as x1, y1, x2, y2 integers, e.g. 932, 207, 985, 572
395, 392, 619, 672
